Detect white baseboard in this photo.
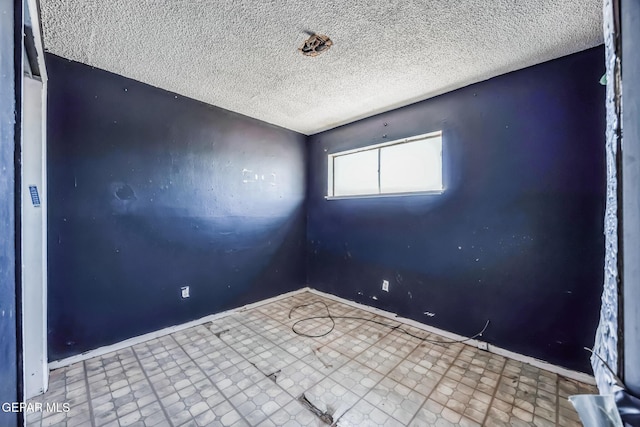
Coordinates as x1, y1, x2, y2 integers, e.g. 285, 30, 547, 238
307, 288, 597, 385
49, 285, 595, 387
48, 287, 311, 370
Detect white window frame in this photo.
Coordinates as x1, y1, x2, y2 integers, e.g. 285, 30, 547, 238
326, 131, 444, 199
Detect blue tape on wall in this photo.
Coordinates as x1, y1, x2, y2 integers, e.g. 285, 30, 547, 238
29, 185, 40, 207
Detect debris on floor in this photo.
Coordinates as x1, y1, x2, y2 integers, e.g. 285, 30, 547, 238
27, 292, 597, 426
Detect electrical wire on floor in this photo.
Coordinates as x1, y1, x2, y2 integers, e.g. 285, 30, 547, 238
288, 300, 490, 346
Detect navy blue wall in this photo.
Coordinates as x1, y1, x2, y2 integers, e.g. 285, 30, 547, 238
307, 46, 606, 373
46, 55, 307, 361
0, 0, 18, 424
48, 46, 605, 372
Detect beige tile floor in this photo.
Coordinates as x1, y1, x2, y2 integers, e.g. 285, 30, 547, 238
26, 292, 597, 426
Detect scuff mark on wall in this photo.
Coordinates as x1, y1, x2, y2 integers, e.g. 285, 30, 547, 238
242, 168, 255, 183
243, 168, 278, 189
114, 183, 135, 201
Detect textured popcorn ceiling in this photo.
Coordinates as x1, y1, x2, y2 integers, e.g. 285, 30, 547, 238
41, 0, 603, 135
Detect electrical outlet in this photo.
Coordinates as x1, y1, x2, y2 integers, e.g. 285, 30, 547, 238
477, 341, 488, 351
382, 280, 389, 292
181, 286, 190, 299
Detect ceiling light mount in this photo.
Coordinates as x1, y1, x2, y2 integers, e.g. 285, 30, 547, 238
299, 33, 333, 57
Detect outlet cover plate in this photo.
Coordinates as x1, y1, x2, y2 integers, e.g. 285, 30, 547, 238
181, 286, 190, 299
382, 280, 389, 292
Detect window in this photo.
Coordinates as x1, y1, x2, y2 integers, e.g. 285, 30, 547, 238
327, 131, 443, 198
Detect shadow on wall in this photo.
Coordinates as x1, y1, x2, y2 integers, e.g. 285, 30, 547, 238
46, 54, 307, 360
307, 46, 606, 373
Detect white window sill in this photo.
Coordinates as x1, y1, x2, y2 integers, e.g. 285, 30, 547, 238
325, 190, 444, 200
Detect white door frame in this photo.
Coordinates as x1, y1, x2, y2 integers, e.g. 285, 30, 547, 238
21, 0, 48, 400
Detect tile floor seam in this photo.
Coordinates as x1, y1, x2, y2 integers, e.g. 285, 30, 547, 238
306, 320, 406, 424
479, 354, 508, 426
203, 321, 281, 380
246, 300, 372, 350
312, 315, 399, 382
322, 343, 393, 424
212, 324, 299, 382
245, 308, 348, 357
217, 333, 276, 374
222, 324, 313, 379
315, 319, 396, 377
256, 299, 469, 426
130, 345, 175, 427
221, 336, 331, 418
211, 314, 330, 405
329, 329, 434, 426
81, 360, 97, 427
241, 301, 304, 331
405, 342, 465, 426
218, 305, 397, 425
233, 306, 390, 381
167, 332, 256, 427
30, 293, 596, 427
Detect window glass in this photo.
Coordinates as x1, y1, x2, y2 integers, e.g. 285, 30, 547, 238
333, 149, 379, 196
328, 132, 443, 198
380, 137, 442, 193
